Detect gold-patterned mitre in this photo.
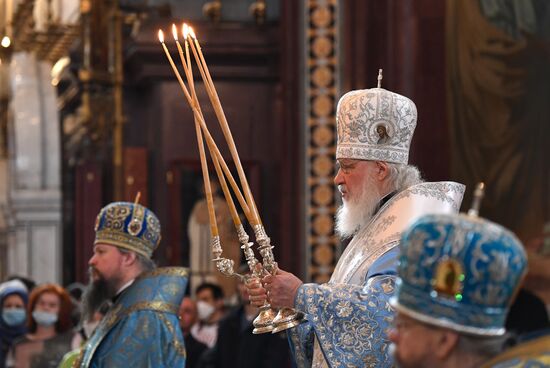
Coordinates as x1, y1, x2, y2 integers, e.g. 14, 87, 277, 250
94, 202, 161, 259
336, 73, 417, 164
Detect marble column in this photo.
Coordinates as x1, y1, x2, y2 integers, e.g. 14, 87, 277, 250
5, 52, 62, 283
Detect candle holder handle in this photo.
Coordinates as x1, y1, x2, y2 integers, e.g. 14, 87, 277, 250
253, 225, 305, 333
235, 225, 278, 334
211, 236, 246, 281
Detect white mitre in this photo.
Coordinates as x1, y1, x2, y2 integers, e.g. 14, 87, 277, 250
336, 70, 417, 164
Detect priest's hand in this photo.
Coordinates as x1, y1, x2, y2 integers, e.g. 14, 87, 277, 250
245, 271, 269, 307
263, 269, 303, 309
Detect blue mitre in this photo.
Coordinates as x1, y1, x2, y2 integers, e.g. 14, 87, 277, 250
391, 212, 528, 336
94, 201, 161, 259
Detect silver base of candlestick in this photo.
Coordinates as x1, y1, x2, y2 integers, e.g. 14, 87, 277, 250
252, 304, 277, 334
272, 307, 305, 333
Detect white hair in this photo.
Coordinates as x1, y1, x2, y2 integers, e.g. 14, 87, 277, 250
117, 248, 156, 273
456, 333, 507, 360
385, 163, 423, 192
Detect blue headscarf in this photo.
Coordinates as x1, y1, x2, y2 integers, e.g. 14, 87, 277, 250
0, 280, 29, 368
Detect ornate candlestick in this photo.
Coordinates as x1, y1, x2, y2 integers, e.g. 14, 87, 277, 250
253, 225, 305, 333
159, 24, 305, 335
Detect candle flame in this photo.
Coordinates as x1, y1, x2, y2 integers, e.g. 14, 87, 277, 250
189, 27, 197, 40
172, 24, 178, 41
183, 23, 189, 39
158, 29, 164, 43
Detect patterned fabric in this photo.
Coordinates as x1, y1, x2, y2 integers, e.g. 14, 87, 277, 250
392, 214, 528, 336
336, 87, 417, 164
481, 334, 550, 368
94, 202, 161, 259
291, 274, 396, 368
75, 267, 188, 368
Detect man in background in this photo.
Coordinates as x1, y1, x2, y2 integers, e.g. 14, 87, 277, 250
179, 297, 207, 368
192, 283, 225, 348
198, 273, 290, 368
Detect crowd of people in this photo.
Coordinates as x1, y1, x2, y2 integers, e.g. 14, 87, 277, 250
0, 272, 290, 368
0, 278, 82, 368
1, 75, 549, 367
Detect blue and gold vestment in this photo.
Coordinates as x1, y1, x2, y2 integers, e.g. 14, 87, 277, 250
288, 182, 465, 367
75, 267, 188, 368
482, 332, 550, 367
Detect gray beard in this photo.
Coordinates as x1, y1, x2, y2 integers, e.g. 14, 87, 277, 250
80, 268, 117, 323
335, 174, 381, 239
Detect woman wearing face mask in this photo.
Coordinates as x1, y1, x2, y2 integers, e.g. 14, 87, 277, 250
8, 284, 73, 368
0, 280, 29, 368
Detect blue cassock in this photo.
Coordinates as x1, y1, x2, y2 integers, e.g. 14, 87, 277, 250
75, 267, 188, 368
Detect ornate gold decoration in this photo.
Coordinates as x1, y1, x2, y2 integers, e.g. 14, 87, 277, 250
313, 185, 332, 206
249, 0, 267, 25
312, 66, 332, 87
141, 267, 189, 279
128, 204, 145, 236
306, 0, 339, 283
203, 1, 222, 23
158, 313, 187, 357
432, 258, 464, 298
312, 155, 332, 176
11, 0, 79, 63
314, 244, 333, 266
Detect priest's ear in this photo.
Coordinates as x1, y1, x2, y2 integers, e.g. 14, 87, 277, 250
434, 330, 460, 361
119, 249, 138, 267
375, 161, 390, 181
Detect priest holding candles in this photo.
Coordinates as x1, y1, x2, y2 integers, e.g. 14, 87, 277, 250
246, 74, 466, 367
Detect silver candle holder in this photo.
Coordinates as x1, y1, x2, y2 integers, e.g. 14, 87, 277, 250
253, 224, 305, 333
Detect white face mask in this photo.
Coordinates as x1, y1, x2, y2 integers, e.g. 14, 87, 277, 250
32, 310, 58, 327
196, 300, 215, 322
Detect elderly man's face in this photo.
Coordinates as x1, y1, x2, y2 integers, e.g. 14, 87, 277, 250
334, 159, 383, 237
334, 159, 377, 203
389, 312, 445, 368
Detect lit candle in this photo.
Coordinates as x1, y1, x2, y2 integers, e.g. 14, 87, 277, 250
183, 24, 194, 94
174, 24, 249, 224
159, 28, 218, 236
159, 28, 251, 228
188, 27, 261, 226
158, 30, 192, 104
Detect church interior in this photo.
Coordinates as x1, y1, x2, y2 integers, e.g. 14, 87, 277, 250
0, 0, 549, 314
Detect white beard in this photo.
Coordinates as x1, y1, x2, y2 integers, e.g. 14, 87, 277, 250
335, 173, 381, 239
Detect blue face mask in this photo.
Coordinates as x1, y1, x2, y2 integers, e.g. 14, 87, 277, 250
2, 308, 27, 326
32, 310, 58, 327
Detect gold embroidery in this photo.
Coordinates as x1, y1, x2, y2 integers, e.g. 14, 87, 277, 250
158, 313, 187, 357
95, 230, 152, 258
432, 258, 464, 299
128, 204, 145, 236
123, 301, 178, 315
144, 213, 162, 249
105, 204, 131, 230
141, 267, 189, 278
